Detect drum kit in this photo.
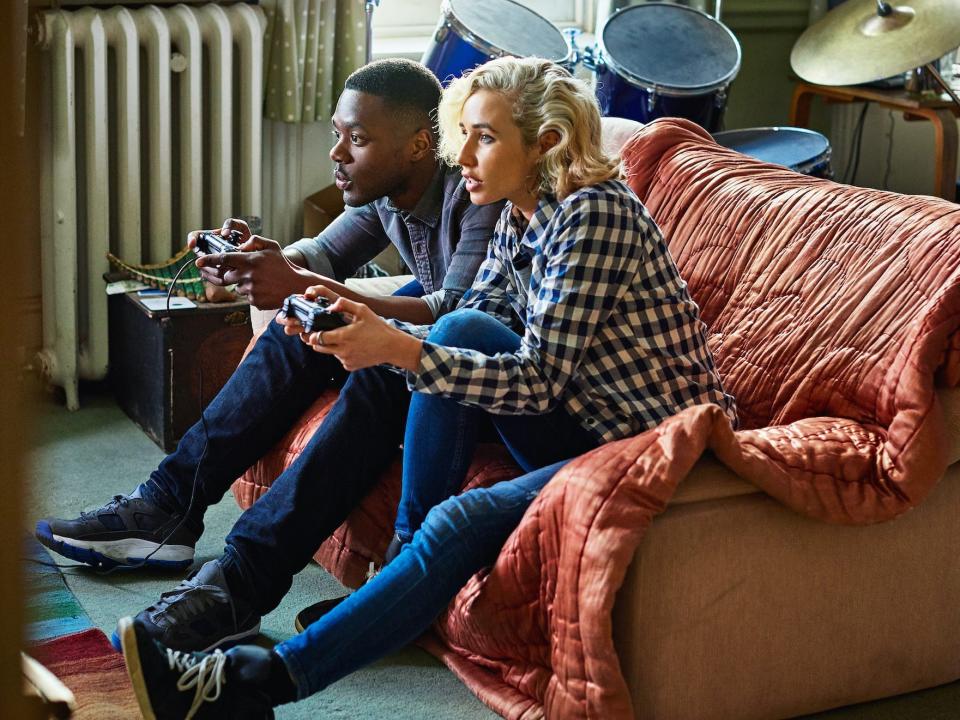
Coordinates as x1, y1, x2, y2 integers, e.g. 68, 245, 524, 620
421, 0, 741, 134
365, 0, 960, 180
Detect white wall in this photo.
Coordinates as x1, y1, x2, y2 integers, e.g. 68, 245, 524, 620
827, 103, 952, 198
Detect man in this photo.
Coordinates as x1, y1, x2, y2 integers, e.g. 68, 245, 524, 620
35, 58, 502, 651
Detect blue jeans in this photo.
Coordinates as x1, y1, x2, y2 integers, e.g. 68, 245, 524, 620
395, 309, 600, 542
274, 459, 571, 698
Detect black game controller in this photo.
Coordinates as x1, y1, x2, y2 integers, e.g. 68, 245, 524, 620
281, 294, 348, 332
193, 229, 244, 256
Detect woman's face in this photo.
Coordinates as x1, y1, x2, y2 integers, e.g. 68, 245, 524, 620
456, 90, 542, 216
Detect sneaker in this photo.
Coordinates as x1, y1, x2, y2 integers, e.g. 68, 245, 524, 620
293, 596, 348, 633
112, 559, 261, 653
117, 615, 275, 720
35, 491, 197, 570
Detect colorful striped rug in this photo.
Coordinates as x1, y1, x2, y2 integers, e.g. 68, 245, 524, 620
25, 538, 139, 719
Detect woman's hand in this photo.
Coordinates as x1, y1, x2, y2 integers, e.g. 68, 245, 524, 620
295, 286, 423, 371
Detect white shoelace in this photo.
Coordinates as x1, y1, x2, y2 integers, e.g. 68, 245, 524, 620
166, 647, 228, 720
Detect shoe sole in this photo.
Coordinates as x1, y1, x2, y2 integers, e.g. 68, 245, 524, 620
110, 619, 263, 653
35, 521, 193, 571
118, 616, 158, 720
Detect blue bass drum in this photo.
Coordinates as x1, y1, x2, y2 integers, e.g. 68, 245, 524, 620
422, 0, 571, 85
712, 127, 833, 178
592, 3, 741, 131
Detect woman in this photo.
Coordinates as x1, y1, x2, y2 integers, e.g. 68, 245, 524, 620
117, 57, 737, 719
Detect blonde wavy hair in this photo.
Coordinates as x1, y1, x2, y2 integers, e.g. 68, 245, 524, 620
436, 56, 621, 200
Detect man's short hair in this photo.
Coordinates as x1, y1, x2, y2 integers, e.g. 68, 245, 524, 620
345, 58, 442, 135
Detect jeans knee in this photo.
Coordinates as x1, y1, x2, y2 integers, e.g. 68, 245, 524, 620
427, 309, 519, 354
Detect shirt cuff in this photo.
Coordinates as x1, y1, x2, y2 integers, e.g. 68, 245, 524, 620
404, 340, 450, 393
420, 289, 447, 320
286, 238, 338, 279
385, 318, 431, 340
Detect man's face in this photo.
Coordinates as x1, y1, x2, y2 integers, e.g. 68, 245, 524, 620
330, 89, 417, 207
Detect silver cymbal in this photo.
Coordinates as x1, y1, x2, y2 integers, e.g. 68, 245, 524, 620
791, 0, 960, 86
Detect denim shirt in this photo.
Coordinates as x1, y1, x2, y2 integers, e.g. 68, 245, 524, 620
288, 164, 503, 317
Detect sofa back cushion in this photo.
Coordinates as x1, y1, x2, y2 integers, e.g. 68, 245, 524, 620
620, 118, 960, 431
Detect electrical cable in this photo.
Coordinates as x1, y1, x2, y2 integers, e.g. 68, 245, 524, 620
843, 102, 870, 185
27, 314, 211, 575
882, 110, 895, 190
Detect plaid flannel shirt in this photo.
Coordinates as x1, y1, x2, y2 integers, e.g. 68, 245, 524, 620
390, 179, 737, 443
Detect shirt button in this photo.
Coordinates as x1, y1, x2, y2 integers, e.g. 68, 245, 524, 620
585, 417, 597, 426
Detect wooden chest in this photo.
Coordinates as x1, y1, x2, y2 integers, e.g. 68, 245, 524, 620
108, 291, 252, 452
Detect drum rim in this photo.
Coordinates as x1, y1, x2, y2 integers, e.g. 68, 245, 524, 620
439, 0, 572, 65
597, 2, 741, 95
711, 126, 833, 173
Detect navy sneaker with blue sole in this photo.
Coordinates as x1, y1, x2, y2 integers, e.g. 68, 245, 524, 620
35, 492, 197, 571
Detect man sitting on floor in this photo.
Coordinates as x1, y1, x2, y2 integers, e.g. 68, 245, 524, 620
35, 58, 503, 652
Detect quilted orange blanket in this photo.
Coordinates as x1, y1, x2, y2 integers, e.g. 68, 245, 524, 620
234, 119, 960, 717
423, 119, 960, 718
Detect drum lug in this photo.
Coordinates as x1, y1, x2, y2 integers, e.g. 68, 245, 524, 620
434, 23, 449, 44
715, 86, 728, 108
647, 88, 659, 114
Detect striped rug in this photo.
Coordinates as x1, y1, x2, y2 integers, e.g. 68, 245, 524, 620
25, 538, 139, 719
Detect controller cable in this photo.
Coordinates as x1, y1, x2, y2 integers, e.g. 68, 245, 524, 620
26, 257, 212, 575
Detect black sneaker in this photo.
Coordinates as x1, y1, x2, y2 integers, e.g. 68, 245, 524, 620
111, 559, 261, 653
117, 616, 275, 720
293, 595, 348, 633
35, 491, 197, 570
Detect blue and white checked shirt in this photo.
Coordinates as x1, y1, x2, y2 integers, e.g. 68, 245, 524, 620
391, 179, 737, 443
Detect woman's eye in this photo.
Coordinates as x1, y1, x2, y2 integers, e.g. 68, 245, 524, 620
479, 134, 494, 144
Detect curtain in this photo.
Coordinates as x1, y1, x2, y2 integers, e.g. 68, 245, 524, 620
261, 0, 368, 123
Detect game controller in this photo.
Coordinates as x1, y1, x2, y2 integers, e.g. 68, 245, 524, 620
193, 229, 244, 256
281, 294, 348, 332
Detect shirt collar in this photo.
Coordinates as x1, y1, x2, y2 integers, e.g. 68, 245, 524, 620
506, 194, 560, 250
385, 162, 447, 228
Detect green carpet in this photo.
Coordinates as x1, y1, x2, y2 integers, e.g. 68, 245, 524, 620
26, 388, 497, 720
25, 387, 960, 719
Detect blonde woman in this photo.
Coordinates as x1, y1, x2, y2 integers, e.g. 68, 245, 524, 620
117, 57, 736, 718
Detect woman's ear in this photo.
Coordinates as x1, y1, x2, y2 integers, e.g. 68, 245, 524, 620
538, 129, 561, 156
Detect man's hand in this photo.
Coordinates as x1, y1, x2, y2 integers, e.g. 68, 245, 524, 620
293, 286, 423, 372
189, 220, 319, 309
189, 218, 251, 288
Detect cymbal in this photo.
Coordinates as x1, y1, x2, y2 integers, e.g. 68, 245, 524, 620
791, 0, 960, 86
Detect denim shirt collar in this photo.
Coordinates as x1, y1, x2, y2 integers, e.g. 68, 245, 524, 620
385, 162, 446, 228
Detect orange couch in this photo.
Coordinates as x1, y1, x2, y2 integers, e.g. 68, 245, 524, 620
234, 118, 960, 719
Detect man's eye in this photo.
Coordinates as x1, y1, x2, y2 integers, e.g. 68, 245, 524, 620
332, 130, 341, 140
351, 134, 363, 144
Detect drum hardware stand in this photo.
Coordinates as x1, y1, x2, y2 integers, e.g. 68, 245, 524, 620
364, 0, 381, 65
562, 28, 582, 70
923, 62, 960, 113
